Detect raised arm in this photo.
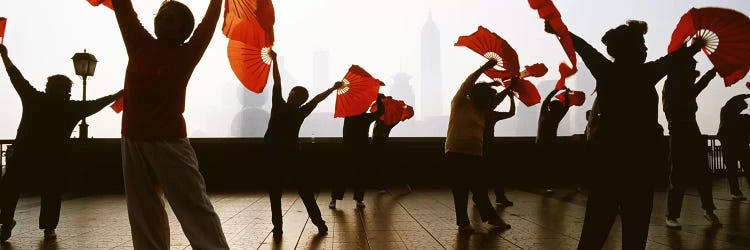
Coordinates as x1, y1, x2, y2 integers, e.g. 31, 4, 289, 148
74, 90, 124, 119
490, 94, 516, 123
541, 88, 559, 112
112, 0, 152, 56
268, 50, 284, 105
0, 45, 38, 100
299, 81, 343, 116
365, 94, 386, 122
453, 59, 497, 103
694, 68, 716, 97
490, 77, 516, 108
186, 0, 223, 54
569, 33, 610, 81
649, 41, 704, 83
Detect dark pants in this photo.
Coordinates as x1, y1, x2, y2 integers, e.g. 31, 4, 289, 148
578, 138, 663, 250
0, 149, 64, 229
666, 131, 715, 219
331, 145, 366, 201
721, 141, 750, 195
446, 152, 500, 226
266, 147, 324, 227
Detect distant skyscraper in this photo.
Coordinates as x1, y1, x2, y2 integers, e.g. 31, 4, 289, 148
421, 12, 443, 117
390, 72, 416, 106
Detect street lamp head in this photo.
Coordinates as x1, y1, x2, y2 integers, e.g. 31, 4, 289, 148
72, 49, 97, 77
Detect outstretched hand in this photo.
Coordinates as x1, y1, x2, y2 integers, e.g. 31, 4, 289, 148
332, 81, 344, 89
483, 59, 498, 68
704, 68, 717, 78
269, 49, 277, 61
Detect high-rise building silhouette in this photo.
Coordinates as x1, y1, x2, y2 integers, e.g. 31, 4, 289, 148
420, 12, 443, 117
390, 72, 416, 107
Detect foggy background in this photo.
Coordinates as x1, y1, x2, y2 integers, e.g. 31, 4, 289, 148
0, 0, 748, 139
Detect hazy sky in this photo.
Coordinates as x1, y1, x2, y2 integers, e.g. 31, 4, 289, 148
0, 0, 748, 139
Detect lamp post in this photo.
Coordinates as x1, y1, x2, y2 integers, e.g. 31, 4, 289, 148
71, 49, 97, 139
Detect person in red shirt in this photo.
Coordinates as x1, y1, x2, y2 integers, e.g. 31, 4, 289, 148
111, 0, 228, 249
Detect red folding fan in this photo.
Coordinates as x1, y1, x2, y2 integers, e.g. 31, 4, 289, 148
111, 96, 124, 113
371, 97, 406, 126
223, 0, 275, 43
87, 0, 113, 9
335, 65, 381, 118
227, 19, 273, 93
555, 90, 585, 106
401, 104, 414, 121
485, 70, 542, 106
455, 26, 520, 78
521, 63, 548, 78
528, 0, 577, 90
0, 18, 6, 44
669, 7, 750, 87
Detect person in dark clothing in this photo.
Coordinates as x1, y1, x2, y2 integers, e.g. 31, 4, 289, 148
329, 93, 385, 209
537, 87, 571, 193
264, 51, 341, 239
0, 44, 122, 242
372, 97, 412, 194
544, 20, 703, 249
484, 81, 516, 206
662, 55, 720, 229
718, 94, 750, 200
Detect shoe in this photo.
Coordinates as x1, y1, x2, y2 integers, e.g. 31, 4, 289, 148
43, 229, 57, 240
704, 212, 722, 227
487, 219, 511, 230
495, 198, 514, 207
272, 226, 282, 239
378, 189, 387, 194
544, 188, 553, 194
328, 200, 336, 209
731, 194, 747, 201
576, 185, 583, 193
356, 201, 366, 208
0, 220, 15, 242
665, 218, 682, 229
314, 221, 328, 235
405, 185, 413, 193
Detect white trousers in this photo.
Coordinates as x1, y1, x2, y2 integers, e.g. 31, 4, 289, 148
121, 138, 229, 250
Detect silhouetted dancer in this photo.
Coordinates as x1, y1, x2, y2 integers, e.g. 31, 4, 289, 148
537, 87, 571, 193
0, 44, 122, 242
484, 79, 516, 206
662, 56, 720, 228
111, 0, 228, 249
329, 94, 385, 209
718, 94, 750, 201
372, 100, 412, 194
446, 59, 510, 232
264, 50, 339, 238
544, 20, 703, 249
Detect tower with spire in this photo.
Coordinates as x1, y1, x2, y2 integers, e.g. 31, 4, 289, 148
420, 11, 443, 117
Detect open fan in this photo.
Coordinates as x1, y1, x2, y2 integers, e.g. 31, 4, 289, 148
528, 0, 577, 91
86, 0, 113, 9
401, 104, 414, 121
335, 65, 381, 118
111, 96, 124, 113
485, 72, 542, 107
455, 26, 520, 78
669, 7, 750, 87
0, 17, 6, 44
223, 0, 275, 43
520, 63, 548, 78
555, 90, 585, 106
227, 19, 273, 93
370, 97, 404, 126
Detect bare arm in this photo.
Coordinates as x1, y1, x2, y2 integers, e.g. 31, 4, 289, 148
112, 0, 152, 56
453, 59, 497, 103
308, 81, 343, 106
0, 45, 38, 100
269, 51, 284, 105
186, 0, 222, 54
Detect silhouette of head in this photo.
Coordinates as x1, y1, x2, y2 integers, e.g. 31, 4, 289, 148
602, 20, 648, 65
45, 75, 72, 101
288, 86, 309, 107
469, 82, 497, 110
155, 1, 195, 46
668, 56, 699, 81
549, 100, 564, 114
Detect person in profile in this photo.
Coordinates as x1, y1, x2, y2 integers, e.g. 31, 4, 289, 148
110, 0, 228, 249
372, 97, 412, 194
484, 79, 516, 206
537, 87, 571, 193
329, 93, 384, 209
446, 59, 510, 232
264, 50, 340, 239
718, 94, 750, 201
0, 44, 122, 242
662, 55, 721, 229
544, 20, 703, 249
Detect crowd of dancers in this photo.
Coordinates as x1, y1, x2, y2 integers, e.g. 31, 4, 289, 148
0, 1, 748, 249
